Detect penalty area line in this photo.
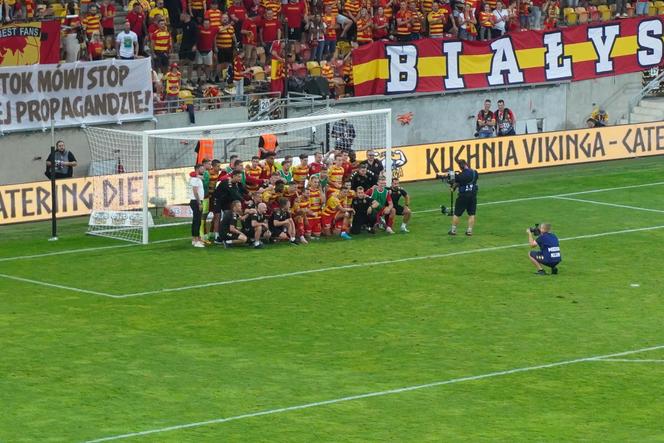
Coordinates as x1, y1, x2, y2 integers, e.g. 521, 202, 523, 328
83, 343, 664, 442
115, 224, 664, 298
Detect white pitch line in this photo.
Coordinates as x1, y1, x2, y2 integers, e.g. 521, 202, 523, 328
84, 343, 664, 442
0, 273, 118, 298
411, 180, 664, 214
553, 196, 664, 214
589, 358, 664, 363
116, 224, 664, 298
2, 180, 664, 263
0, 237, 190, 263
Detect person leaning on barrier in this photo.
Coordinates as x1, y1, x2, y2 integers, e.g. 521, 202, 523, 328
444, 159, 478, 236
527, 223, 562, 275
45, 140, 77, 179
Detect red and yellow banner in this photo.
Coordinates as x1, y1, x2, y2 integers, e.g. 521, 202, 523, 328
0, 20, 61, 66
353, 16, 664, 96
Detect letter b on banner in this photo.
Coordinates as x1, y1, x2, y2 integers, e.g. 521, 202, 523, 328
386, 45, 418, 94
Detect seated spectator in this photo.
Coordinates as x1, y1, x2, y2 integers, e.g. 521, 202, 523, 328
591, 106, 609, 126
87, 32, 104, 60
102, 35, 117, 59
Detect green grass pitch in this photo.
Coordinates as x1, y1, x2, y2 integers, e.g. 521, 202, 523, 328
1, 157, 664, 442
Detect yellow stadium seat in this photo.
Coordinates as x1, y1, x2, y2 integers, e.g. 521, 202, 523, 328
648, 2, 657, 15
249, 66, 265, 81
598, 4, 612, 19
307, 61, 322, 77
565, 9, 578, 25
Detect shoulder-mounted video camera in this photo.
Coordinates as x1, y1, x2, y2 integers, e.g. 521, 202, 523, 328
435, 169, 456, 186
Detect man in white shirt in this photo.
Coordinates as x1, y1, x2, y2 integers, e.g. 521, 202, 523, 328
492, 1, 509, 37
115, 21, 139, 59
188, 163, 206, 248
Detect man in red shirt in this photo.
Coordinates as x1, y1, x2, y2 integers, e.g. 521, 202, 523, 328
373, 6, 389, 40
126, 3, 147, 55
195, 19, 218, 83
283, 0, 305, 51
260, 8, 280, 57
228, 0, 247, 45
241, 15, 258, 67
100, 0, 116, 37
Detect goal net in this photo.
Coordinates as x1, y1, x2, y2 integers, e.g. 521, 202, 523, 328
84, 108, 392, 244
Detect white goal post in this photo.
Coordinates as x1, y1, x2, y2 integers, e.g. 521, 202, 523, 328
84, 108, 393, 244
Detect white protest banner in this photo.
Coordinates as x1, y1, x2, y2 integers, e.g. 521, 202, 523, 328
0, 58, 153, 131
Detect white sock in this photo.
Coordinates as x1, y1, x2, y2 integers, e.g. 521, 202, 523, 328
401, 223, 407, 229
254, 240, 260, 246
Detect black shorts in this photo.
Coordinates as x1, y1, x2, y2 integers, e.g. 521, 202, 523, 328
218, 47, 233, 64
530, 251, 560, 268
179, 49, 196, 62
395, 205, 405, 216
223, 231, 240, 241
103, 27, 115, 37
454, 193, 477, 217
287, 26, 302, 41
270, 226, 287, 238
155, 52, 169, 69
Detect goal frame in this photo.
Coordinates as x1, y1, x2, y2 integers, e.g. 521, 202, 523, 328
135, 108, 391, 244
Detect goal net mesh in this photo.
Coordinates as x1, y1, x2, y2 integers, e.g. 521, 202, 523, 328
84, 108, 389, 244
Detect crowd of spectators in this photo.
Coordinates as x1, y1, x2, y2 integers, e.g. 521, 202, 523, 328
1, 0, 654, 109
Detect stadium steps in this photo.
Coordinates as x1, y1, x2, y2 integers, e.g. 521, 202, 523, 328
630, 97, 664, 123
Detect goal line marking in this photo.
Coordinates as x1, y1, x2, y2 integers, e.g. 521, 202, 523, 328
115, 223, 664, 298
84, 343, 664, 442
1, 181, 662, 264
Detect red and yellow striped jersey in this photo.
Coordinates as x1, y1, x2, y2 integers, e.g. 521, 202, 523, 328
395, 10, 411, 35
321, 193, 341, 217
323, 13, 337, 39
427, 10, 446, 35
321, 64, 334, 81
152, 29, 171, 52
308, 188, 323, 216
205, 8, 222, 27
356, 17, 373, 43
164, 71, 181, 95
82, 13, 101, 36
216, 24, 235, 49
245, 166, 263, 192
190, 0, 205, 10
292, 165, 309, 187
328, 165, 344, 190
343, 0, 361, 16
411, 11, 423, 33
479, 11, 493, 27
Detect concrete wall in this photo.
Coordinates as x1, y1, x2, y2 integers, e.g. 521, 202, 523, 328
0, 72, 642, 185
0, 106, 249, 186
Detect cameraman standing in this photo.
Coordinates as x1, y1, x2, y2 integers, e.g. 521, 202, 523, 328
447, 159, 478, 236
527, 223, 562, 275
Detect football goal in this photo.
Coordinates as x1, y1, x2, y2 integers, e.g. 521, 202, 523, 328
84, 108, 392, 244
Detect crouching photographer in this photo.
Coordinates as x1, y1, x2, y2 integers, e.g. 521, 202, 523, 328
438, 159, 479, 236
527, 223, 562, 275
